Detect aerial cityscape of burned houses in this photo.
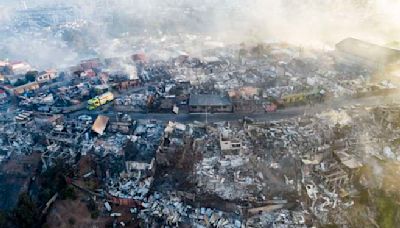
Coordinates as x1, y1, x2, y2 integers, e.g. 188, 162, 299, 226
2, 35, 400, 227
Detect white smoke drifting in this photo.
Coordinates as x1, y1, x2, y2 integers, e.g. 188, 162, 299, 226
0, 0, 399, 68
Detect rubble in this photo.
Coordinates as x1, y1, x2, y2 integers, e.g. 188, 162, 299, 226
1, 34, 400, 227
137, 192, 243, 227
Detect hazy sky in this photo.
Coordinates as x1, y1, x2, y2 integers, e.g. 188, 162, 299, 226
0, 0, 400, 67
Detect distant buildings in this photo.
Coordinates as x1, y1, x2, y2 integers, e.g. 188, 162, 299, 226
9, 61, 32, 75
335, 38, 400, 70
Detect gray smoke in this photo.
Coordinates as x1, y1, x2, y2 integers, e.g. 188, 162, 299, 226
0, 0, 399, 68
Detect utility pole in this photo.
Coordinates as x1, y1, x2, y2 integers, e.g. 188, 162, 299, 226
205, 99, 208, 125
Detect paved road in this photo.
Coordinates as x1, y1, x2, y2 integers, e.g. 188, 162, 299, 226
68, 94, 399, 123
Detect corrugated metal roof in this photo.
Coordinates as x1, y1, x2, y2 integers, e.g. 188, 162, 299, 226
92, 115, 109, 135
189, 94, 231, 106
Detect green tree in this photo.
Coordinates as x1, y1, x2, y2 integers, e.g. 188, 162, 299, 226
25, 71, 38, 82
13, 78, 27, 87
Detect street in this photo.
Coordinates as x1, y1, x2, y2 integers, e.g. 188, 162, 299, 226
68, 93, 399, 123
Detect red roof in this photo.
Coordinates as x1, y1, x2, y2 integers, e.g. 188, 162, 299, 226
85, 69, 96, 77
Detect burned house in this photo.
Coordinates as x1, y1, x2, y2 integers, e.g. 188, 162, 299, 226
202, 57, 229, 74
107, 121, 164, 200
108, 70, 140, 90
108, 114, 136, 134
156, 121, 187, 166
122, 122, 164, 179
229, 87, 264, 113
114, 93, 148, 112
124, 142, 156, 179
219, 128, 242, 152
33, 113, 63, 127
189, 94, 232, 113
80, 58, 102, 70
19, 93, 55, 108
45, 118, 89, 146
93, 134, 128, 158
158, 98, 175, 113
41, 117, 92, 169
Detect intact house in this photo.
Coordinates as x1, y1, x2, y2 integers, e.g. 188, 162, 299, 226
189, 94, 233, 113
4, 81, 40, 95
36, 70, 58, 84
